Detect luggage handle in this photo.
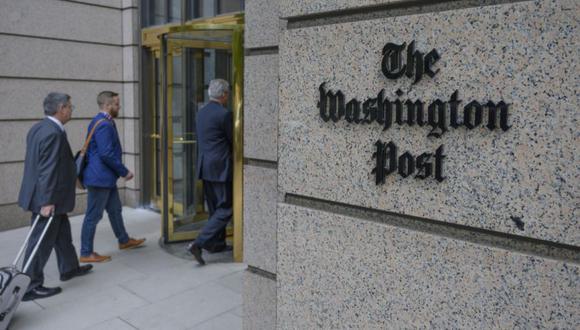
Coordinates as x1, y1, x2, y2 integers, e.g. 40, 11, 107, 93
12, 215, 41, 268
12, 214, 55, 273
22, 215, 55, 274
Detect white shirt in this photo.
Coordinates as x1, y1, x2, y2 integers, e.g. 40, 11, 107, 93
47, 116, 65, 132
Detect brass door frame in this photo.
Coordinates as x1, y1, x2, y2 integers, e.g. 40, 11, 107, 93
143, 13, 244, 262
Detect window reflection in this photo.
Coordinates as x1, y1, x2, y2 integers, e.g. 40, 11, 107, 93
152, 0, 166, 25
142, 0, 244, 28
169, 0, 181, 23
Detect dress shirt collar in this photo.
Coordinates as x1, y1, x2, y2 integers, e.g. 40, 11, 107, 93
47, 116, 65, 132
100, 111, 113, 120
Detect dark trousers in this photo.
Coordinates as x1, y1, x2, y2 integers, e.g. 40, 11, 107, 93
23, 214, 79, 292
195, 181, 232, 249
80, 186, 129, 256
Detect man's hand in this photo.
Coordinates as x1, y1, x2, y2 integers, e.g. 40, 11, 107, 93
40, 205, 55, 217
124, 171, 134, 181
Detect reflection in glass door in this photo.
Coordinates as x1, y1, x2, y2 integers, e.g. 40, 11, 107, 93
166, 46, 233, 239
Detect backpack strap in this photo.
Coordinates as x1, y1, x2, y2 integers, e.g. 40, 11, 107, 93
80, 119, 106, 156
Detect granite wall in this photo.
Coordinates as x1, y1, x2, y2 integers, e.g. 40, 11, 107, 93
278, 0, 578, 245
0, 0, 141, 231
267, 0, 579, 327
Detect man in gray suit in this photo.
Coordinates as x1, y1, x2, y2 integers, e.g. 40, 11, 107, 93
18, 92, 92, 301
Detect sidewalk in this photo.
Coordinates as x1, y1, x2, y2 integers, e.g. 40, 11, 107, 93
0, 208, 244, 330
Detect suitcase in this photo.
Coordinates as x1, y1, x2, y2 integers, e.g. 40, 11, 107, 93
0, 215, 54, 330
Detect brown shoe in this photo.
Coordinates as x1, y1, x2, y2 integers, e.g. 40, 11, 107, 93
119, 237, 146, 250
79, 252, 111, 263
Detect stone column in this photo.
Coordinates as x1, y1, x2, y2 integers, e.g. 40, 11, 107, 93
121, 0, 141, 207
243, 0, 281, 328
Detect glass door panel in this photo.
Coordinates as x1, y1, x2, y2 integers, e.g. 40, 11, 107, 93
160, 26, 242, 251
169, 47, 208, 234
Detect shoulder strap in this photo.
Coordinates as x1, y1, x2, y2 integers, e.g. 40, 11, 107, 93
80, 119, 106, 155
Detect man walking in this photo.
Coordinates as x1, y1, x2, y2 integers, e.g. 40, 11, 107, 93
18, 93, 92, 301
188, 79, 233, 265
79, 91, 145, 263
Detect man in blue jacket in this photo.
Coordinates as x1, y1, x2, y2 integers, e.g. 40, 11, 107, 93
188, 79, 233, 265
79, 91, 145, 263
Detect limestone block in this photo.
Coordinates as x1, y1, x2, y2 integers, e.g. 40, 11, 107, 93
122, 82, 139, 118
0, 203, 30, 231
0, 35, 123, 81
122, 0, 138, 9
124, 188, 140, 208
0, 79, 123, 120
0, 163, 24, 205
0, 119, 89, 163
0, 193, 89, 231
0, 122, 34, 163
71, 0, 122, 8
123, 45, 139, 81
65, 119, 96, 155
0, 0, 122, 44
122, 118, 140, 154
122, 153, 141, 191
122, 8, 139, 45
71, 193, 89, 219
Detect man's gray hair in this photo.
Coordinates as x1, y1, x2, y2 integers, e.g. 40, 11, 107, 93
43, 92, 71, 116
208, 79, 230, 100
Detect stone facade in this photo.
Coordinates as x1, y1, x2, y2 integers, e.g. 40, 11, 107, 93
279, 0, 578, 245
243, 0, 579, 327
0, 0, 141, 231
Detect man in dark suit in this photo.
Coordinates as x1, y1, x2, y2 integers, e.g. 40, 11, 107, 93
188, 79, 233, 265
18, 92, 92, 301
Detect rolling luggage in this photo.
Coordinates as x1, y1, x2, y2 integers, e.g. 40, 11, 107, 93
0, 215, 54, 330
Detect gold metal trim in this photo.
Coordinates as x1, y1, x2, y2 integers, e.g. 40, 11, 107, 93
142, 13, 244, 54
231, 26, 244, 263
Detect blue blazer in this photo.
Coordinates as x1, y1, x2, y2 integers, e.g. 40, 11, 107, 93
83, 113, 128, 188
196, 101, 233, 182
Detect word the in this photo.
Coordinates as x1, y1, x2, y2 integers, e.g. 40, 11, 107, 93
382, 41, 440, 84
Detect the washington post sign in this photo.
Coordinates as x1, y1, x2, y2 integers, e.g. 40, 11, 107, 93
316, 41, 511, 184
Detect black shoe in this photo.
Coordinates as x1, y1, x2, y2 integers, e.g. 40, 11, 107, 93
22, 286, 62, 301
187, 243, 205, 265
206, 244, 233, 253
60, 264, 93, 281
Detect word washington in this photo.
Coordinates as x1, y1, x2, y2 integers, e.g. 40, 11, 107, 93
317, 83, 511, 138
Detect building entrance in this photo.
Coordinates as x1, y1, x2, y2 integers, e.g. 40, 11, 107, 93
142, 14, 244, 261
